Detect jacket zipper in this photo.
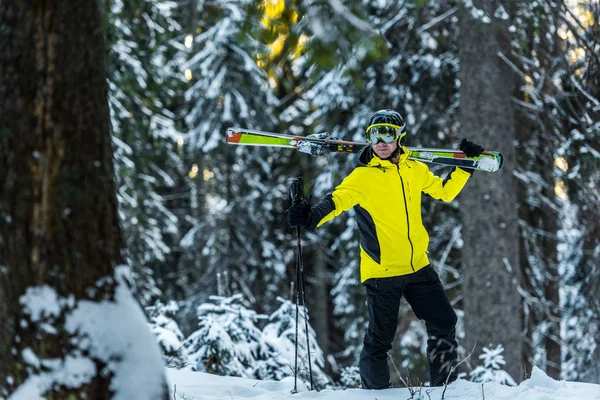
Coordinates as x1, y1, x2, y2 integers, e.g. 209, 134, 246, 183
397, 165, 415, 271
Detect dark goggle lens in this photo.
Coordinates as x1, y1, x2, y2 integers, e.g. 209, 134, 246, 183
368, 126, 398, 144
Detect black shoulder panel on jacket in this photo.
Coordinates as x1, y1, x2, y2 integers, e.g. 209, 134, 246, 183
442, 166, 457, 186
306, 194, 335, 231
354, 205, 381, 264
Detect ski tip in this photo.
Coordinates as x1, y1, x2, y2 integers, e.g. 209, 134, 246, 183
226, 127, 240, 136
478, 151, 503, 172
226, 128, 243, 143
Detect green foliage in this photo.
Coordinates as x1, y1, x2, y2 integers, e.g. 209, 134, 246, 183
414, 0, 430, 9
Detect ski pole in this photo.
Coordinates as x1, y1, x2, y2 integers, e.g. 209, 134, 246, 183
289, 177, 314, 392
289, 178, 302, 393
299, 242, 314, 390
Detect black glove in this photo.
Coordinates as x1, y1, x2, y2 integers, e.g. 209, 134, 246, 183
459, 138, 484, 158
288, 202, 311, 228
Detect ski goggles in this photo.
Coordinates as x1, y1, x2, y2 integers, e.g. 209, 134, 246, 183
366, 124, 406, 144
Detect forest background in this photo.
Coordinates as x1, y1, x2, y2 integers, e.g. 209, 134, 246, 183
1, 0, 599, 396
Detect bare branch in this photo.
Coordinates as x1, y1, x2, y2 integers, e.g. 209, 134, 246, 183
442, 340, 477, 399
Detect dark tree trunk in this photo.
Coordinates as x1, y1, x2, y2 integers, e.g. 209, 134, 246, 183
568, 16, 600, 380
543, 259, 561, 378
515, 138, 561, 379
515, 87, 561, 379
0, 1, 168, 398
458, 0, 524, 381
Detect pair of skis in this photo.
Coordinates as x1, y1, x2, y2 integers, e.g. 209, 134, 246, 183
226, 127, 503, 172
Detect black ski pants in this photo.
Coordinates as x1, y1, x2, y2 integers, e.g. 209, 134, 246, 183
359, 265, 458, 389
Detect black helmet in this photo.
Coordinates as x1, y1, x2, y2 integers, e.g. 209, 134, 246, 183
365, 109, 407, 143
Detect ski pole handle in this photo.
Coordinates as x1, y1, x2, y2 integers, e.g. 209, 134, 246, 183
289, 177, 305, 208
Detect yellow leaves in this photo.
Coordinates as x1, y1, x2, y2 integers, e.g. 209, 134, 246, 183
554, 157, 569, 201
262, 0, 297, 25
557, 26, 571, 41
189, 164, 215, 181
265, 33, 306, 61
203, 169, 215, 181
568, 47, 585, 65
189, 163, 199, 179
579, 10, 595, 28
269, 34, 287, 58
259, 0, 303, 62
296, 34, 308, 57
554, 181, 568, 201
554, 157, 569, 172
256, 56, 266, 69
263, 0, 285, 22
523, 74, 535, 102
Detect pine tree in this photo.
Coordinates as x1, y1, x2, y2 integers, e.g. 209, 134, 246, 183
183, 295, 332, 387
169, 0, 292, 329
105, 0, 184, 306
458, 0, 524, 380
470, 345, 517, 386
184, 294, 265, 377
339, 366, 361, 388
0, 2, 168, 398
551, 1, 600, 383
509, 0, 563, 379
146, 300, 187, 368
261, 297, 331, 388
510, 0, 600, 382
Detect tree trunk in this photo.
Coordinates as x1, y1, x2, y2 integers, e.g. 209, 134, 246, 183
515, 93, 561, 379
0, 1, 168, 398
458, 0, 524, 381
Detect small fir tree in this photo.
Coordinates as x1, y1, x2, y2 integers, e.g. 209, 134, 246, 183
260, 297, 331, 389
339, 366, 361, 388
470, 345, 517, 386
184, 294, 265, 377
146, 300, 187, 369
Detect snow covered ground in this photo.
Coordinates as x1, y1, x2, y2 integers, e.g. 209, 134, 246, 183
166, 366, 600, 400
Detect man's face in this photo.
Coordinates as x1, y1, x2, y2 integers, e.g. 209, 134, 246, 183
372, 139, 398, 159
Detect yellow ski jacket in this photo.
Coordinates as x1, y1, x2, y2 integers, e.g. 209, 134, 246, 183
310, 146, 471, 282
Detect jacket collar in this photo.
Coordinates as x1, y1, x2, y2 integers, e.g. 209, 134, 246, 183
357, 145, 411, 168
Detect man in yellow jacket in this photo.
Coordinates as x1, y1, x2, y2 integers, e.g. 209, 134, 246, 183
288, 109, 484, 389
